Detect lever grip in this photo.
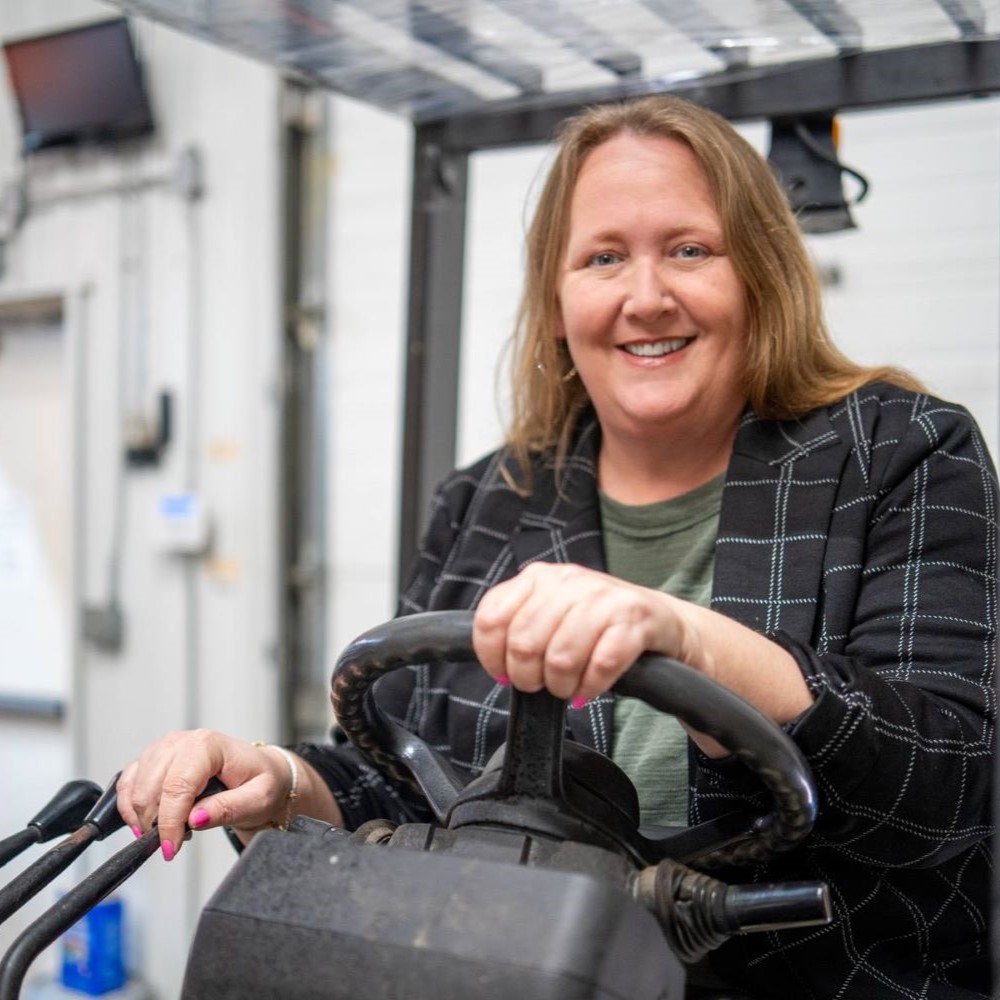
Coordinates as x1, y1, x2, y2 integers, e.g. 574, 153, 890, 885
721, 880, 831, 933
82, 774, 125, 841
0, 781, 103, 871
631, 860, 832, 964
28, 780, 103, 842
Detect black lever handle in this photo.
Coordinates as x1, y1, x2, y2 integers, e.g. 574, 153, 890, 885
0, 773, 229, 998
0, 773, 124, 927
0, 831, 160, 1000
718, 880, 831, 933
0, 781, 102, 871
81, 775, 128, 841
29, 780, 104, 842
631, 859, 831, 963
0, 827, 96, 927
0, 834, 38, 875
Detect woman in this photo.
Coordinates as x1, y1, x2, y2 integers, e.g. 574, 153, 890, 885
118, 97, 996, 998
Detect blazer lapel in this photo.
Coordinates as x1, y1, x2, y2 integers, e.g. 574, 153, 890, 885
507, 418, 612, 754
509, 418, 606, 574
713, 406, 851, 643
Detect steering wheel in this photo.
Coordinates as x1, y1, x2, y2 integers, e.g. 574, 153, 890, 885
332, 610, 817, 869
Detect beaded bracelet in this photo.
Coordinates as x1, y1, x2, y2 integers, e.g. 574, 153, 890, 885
252, 742, 300, 831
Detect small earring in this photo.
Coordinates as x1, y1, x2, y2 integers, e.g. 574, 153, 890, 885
561, 366, 577, 383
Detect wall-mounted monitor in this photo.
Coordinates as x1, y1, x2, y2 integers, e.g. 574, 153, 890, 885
2, 18, 155, 154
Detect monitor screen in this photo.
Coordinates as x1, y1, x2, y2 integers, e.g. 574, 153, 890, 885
3, 18, 154, 154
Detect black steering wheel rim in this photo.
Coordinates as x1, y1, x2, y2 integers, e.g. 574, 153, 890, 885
331, 610, 818, 867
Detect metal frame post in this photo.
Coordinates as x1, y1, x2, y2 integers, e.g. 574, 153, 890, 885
398, 125, 469, 585
278, 81, 330, 742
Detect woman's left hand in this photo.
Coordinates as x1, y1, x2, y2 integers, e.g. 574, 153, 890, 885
472, 562, 693, 706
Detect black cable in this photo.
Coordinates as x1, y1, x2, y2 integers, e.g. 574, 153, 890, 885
794, 121, 870, 203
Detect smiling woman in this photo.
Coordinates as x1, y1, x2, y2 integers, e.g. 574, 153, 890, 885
506, 97, 926, 489
556, 132, 749, 502
118, 95, 996, 1000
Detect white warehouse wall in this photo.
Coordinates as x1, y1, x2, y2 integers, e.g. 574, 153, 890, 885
0, 3, 283, 997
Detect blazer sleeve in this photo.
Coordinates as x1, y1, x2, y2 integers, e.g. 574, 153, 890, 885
718, 399, 996, 867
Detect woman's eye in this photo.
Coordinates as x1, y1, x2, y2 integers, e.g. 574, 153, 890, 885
674, 244, 707, 260
588, 251, 621, 267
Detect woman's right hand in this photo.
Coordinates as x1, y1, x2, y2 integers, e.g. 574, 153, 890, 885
116, 730, 336, 862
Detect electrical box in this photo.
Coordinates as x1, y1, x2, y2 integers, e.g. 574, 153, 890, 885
154, 492, 211, 555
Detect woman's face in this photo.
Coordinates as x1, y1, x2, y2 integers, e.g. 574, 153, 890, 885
557, 132, 749, 451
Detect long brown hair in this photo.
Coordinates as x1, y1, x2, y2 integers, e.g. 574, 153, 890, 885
505, 95, 922, 483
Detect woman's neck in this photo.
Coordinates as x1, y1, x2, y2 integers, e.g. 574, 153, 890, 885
597, 417, 738, 505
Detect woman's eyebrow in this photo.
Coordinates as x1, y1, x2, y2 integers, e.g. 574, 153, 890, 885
569, 223, 719, 245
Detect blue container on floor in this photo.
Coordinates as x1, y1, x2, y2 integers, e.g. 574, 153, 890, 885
60, 898, 126, 996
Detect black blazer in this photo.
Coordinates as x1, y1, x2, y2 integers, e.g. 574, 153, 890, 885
299, 383, 996, 998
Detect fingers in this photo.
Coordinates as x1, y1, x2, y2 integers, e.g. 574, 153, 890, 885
116, 731, 292, 862
474, 564, 562, 692
573, 620, 647, 702
473, 563, 671, 703
118, 729, 219, 860
115, 763, 144, 839
473, 566, 539, 684
185, 746, 294, 835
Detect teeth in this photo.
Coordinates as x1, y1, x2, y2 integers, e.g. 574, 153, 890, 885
622, 338, 690, 357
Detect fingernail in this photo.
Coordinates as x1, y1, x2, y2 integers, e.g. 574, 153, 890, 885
161, 840, 175, 862
570, 696, 589, 711
131, 826, 142, 839
190, 809, 210, 829
496, 674, 510, 687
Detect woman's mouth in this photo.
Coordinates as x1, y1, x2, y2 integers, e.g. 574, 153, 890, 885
620, 337, 693, 358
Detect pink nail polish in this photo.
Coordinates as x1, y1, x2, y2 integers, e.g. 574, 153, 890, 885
190, 809, 210, 829
570, 696, 589, 711
131, 826, 142, 839
161, 840, 175, 862
496, 675, 511, 687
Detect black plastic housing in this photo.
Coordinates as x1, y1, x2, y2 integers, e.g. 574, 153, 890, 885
182, 827, 683, 1000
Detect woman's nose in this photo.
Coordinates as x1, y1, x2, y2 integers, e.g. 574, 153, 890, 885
622, 260, 674, 322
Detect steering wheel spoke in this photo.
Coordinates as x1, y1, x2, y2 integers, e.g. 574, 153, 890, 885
495, 689, 567, 799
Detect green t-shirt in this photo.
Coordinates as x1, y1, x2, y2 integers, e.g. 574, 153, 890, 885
600, 473, 724, 828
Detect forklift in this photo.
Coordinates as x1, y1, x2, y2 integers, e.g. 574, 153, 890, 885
0, 610, 829, 999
